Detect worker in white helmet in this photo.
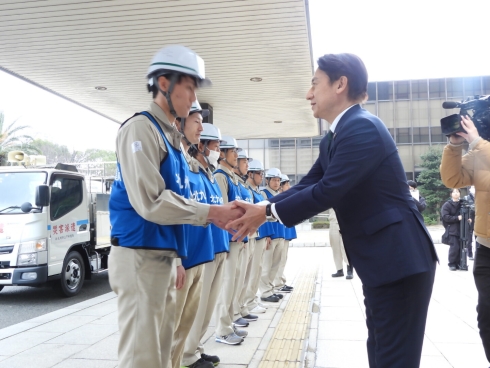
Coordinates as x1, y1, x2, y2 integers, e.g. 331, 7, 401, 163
109, 45, 242, 368
258, 168, 286, 303
232, 150, 260, 326
273, 174, 296, 293
243, 159, 273, 314
213, 136, 248, 345
171, 101, 215, 368
182, 124, 229, 368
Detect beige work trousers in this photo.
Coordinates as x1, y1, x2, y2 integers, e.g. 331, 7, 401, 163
244, 237, 267, 311
108, 245, 176, 368
259, 238, 284, 298
234, 238, 256, 319
273, 240, 290, 289
171, 264, 204, 368
182, 252, 227, 366
329, 221, 349, 270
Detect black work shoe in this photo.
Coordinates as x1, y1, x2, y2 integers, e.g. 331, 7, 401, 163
201, 353, 220, 366
233, 317, 250, 327
449, 265, 457, 271
242, 314, 258, 321
277, 286, 292, 293
332, 269, 344, 277
261, 295, 280, 302
272, 293, 284, 299
185, 358, 215, 368
346, 265, 353, 280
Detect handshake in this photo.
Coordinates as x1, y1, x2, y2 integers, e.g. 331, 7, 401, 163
207, 200, 268, 242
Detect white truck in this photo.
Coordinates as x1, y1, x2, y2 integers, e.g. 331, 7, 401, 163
0, 161, 113, 297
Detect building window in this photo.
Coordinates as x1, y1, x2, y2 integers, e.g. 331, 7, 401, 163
412, 80, 428, 100
280, 139, 295, 148
269, 139, 279, 148
413, 127, 430, 143
298, 138, 312, 147
483, 76, 490, 94
367, 82, 376, 101
429, 79, 445, 99
312, 137, 322, 147
447, 78, 464, 98
464, 77, 482, 97
396, 128, 412, 144
430, 126, 446, 143
378, 82, 393, 101
395, 81, 409, 100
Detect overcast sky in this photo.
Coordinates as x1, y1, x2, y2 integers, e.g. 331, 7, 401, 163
1, 0, 489, 151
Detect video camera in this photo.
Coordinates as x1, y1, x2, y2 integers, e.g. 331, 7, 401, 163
440, 95, 490, 141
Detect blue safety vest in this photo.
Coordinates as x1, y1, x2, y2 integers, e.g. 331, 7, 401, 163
284, 226, 297, 241
200, 167, 229, 254
214, 169, 247, 242
182, 168, 215, 269
262, 188, 285, 240
109, 111, 190, 257
248, 187, 274, 240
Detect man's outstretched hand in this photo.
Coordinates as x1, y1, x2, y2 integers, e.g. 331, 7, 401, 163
208, 202, 245, 232
226, 201, 268, 242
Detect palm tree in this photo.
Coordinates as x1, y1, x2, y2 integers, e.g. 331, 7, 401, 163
0, 111, 39, 165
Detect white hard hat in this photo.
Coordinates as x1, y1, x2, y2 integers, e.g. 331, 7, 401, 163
237, 149, 252, 162
280, 174, 290, 183
248, 159, 264, 171
265, 168, 282, 178
201, 123, 225, 143
220, 135, 242, 151
189, 100, 209, 118
147, 45, 211, 87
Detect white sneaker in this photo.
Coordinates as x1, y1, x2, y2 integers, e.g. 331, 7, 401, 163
258, 302, 269, 309
250, 305, 266, 314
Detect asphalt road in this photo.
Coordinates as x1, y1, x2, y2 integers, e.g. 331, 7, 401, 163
0, 272, 112, 329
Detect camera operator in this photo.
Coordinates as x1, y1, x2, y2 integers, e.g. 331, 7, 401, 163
463, 186, 476, 260
408, 180, 427, 213
440, 188, 462, 271
440, 115, 490, 363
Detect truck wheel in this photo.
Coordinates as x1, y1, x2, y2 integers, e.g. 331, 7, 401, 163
55, 251, 85, 297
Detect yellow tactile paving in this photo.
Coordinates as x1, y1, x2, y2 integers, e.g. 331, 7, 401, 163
258, 261, 319, 368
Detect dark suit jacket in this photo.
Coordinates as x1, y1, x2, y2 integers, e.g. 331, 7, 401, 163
269, 105, 438, 287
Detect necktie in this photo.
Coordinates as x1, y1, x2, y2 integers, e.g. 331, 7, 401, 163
326, 130, 334, 152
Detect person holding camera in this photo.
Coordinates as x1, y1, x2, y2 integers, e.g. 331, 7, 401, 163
440, 188, 463, 271
440, 115, 490, 363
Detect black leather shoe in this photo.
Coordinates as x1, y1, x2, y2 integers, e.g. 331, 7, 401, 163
272, 293, 284, 299
186, 358, 215, 368
201, 353, 220, 366
332, 269, 344, 277
346, 265, 353, 280
242, 314, 258, 321
261, 295, 280, 302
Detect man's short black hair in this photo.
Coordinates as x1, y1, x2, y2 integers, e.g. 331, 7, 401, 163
147, 73, 197, 99
317, 53, 368, 101
407, 180, 417, 188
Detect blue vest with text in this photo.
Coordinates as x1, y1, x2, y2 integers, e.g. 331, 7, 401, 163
214, 169, 246, 242
262, 188, 286, 240
182, 169, 215, 269
250, 187, 274, 240
109, 111, 190, 257
200, 168, 229, 254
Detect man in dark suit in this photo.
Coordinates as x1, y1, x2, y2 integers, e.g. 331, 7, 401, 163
227, 53, 438, 368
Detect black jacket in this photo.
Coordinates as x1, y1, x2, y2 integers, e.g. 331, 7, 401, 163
441, 200, 462, 236
413, 196, 427, 213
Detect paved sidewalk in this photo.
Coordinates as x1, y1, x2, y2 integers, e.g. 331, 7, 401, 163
0, 226, 486, 368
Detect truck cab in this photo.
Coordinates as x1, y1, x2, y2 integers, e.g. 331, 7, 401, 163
0, 164, 111, 296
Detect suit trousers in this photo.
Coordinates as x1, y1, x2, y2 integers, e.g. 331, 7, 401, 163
234, 238, 256, 318
362, 265, 436, 368
171, 264, 204, 368
259, 238, 284, 298
182, 252, 227, 366
245, 238, 267, 311
215, 242, 244, 336
108, 246, 176, 368
329, 222, 349, 271
448, 235, 461, 266
473, 245, 490, 363
273, 240, 289, 289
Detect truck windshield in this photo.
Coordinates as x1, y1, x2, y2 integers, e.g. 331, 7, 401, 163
0, 172, 47, 214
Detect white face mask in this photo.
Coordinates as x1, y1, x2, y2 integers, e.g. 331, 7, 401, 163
207, 150, 220, 168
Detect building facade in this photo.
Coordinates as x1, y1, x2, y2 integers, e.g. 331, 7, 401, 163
237, 75, 490, 184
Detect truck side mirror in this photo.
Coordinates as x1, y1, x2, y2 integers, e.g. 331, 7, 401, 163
36, 185, 51, 207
